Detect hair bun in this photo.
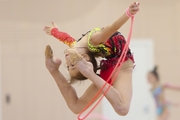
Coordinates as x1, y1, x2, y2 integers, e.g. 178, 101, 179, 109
153, 66, 158, 72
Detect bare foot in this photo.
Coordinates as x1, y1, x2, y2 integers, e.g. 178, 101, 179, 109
45, 45, 61, 73
45, 45, 53, 59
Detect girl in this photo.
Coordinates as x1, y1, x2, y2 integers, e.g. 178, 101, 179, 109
44, 2, 140, 116
147, 66, 180, 120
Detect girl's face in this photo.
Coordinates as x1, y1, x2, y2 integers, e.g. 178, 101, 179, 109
67, 65, 79, 78
64, 47, 89, 78
147, 72, 157, 84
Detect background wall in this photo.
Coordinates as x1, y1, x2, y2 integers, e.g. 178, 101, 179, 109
0, 0, 180, 120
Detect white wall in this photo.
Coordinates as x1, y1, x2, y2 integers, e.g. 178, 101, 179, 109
0, 43, 2, 120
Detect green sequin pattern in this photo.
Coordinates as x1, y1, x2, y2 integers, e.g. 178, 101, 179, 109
87, 27, 111, 56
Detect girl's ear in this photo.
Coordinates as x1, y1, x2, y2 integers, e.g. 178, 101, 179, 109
81, 54, 90, 61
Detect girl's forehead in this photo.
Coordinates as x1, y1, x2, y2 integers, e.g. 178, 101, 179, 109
64, 47, 88, 52
64, 48, 88, 57
64, 48, 77, 53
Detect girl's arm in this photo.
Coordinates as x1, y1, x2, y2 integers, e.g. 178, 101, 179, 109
76, 59, 133, 115
163, 83, 180, 91
44, 22, 76, 48
90, 2, 140, 46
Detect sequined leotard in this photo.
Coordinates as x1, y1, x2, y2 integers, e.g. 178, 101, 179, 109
87, 28, 134, 84
152, 86, 169, 115
51, 27, 135, 84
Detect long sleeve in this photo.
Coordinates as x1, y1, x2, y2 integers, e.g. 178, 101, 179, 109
51, 28, 76, 47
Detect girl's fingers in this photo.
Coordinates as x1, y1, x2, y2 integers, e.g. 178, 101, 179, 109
51, 21, 57, 28
43, 27, 52, 35
132, 7, 139, 12
51, 21, 55, 27
44, 22, 57, 35
43, 27, 47, 31
44, 26, 50, 30
130, 2, 140, 8
129, 3, 139, 14
134, 2, 140, 5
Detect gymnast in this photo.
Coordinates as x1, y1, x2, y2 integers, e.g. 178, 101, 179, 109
147, 66, 180, 120
44, 2, 140, 116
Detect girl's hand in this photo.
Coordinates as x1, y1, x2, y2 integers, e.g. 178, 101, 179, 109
64, 48, 83, 68
76, 59, 94, 79
129, 2, 140, 15
64, 48, 95, 78
45, 45, 62, 74
44, 21, 57, 36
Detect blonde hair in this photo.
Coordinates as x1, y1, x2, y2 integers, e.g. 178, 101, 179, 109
69, 49, 98, 84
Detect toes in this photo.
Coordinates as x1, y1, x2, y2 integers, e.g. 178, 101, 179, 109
45, 45, 53, 59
